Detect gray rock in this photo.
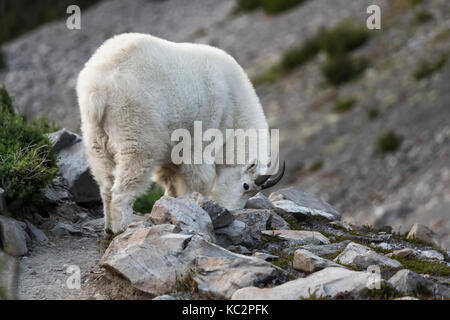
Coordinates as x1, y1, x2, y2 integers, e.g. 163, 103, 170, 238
261, 230, 330, 245
0, 250, 19, 299
50, 222, 82, 236
334, 242, 403, 270
407, 223, 439, 247
47, 128, 80, 153
180, 193, 234, 229
152, 295, 177, 300
25, 220, 49, 244
269, 187, 341, 221
293, 249, 343, 273
232, 209, 288, 241
417, 250, 444, 261
232, 267, 386, 300
245, 193, 274, 210
386, 248, 415, 259
150, 196, 216, 242
227, 245, 252, 255
0, 216, 28, 256
194, 249, 285, 299
43, 176, 71, 203
55, 136, 100, 204
101, 224, 284, 298
388, 269, 432, 296
215, 220, 254, 247
300, 241, 351, 258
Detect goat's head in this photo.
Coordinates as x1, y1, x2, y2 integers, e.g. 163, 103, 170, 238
210, 160, 285, 210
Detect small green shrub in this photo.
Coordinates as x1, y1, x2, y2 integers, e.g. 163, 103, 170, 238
415, 10, 433, 24
0, 86, 57, 207
333, 97, 356, 113
413, 53, 448, 80
235, 0, 308, 14
318, 21, 370, 56
133, 184, 165, 213
376, 130, 402, 153
250, 65, 282, 87
321, 53, 367, 85
0, 50, 4, 69
281, 37, 321, 71
367, 107, 380, 120
393, 256, 450, 277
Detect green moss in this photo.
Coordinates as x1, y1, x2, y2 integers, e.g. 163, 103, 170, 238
365, 283, 402, 300
133, 184, 165, 214
0, 86, 58, 207
333, 97, 356, 113
413, 53, 448, 80
376, 130, 402, 153
174, 270, 197, 292
281, 37, 321, 71
271, 252, 294, 269
318, 21, 370, 56
393, 256, 450, 277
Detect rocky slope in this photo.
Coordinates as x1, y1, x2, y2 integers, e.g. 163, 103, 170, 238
0, 0, 448, 248
1, 129, 449, 300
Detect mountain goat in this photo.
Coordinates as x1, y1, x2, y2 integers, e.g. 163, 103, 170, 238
77, 33, 285, 234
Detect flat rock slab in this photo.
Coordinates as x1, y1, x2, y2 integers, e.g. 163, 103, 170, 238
232, 267, 382, 300
334, 242, 403, 270
388, 269, 432, 296
261, 230, 330, 245
101, 224, 284, 298
269, 187, 340, 221
300, 241, 351, 258
293, 249, 343, 273
150, 196, 216, 242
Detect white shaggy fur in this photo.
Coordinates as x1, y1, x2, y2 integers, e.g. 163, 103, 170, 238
77, 33, 270, 233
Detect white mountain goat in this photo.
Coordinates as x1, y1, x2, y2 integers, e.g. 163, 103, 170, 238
76, 33, 285, 234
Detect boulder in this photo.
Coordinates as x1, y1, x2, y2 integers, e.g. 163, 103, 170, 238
232, 209, 289, 241
50, 129, 100, 204
193, 248, 285, 299
150, 196, 216, 242
215, 220, 254, 247
293, 249, 343, 273
0, 250, 19, 299
101, 224, 285, 298
269, 187, 340, 221
43, 176, 71, 203
388, 269, 432, 296
261, 230, 330, 245
245, 193, 274, 210
232, 267, 385, 300
179, 193, 234, 229
0, 216, 28, 256
334, 242, 403, 270
407, 223, 439, 247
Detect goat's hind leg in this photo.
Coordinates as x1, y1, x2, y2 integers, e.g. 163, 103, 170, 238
109, 150, 152, 233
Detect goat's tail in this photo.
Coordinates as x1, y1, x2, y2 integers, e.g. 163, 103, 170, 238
77, 69, 107, 124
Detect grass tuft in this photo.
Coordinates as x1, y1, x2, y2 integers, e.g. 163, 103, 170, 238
333, 97, 356, 113
376, 130, 402, 153
413, 53, 448, 80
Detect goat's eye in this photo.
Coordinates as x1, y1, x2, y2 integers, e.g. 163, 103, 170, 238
243, 183, 249, 190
